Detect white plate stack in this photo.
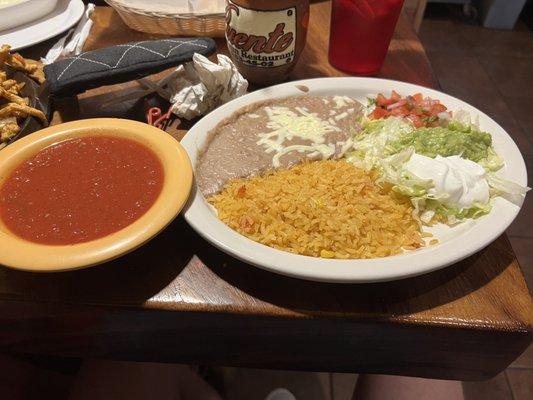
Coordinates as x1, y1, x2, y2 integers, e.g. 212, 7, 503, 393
0, 0, 85, 50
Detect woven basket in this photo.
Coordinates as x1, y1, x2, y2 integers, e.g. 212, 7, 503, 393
105, 0, 226, 37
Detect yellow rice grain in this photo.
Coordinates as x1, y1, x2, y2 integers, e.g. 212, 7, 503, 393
208, 160, 426, 259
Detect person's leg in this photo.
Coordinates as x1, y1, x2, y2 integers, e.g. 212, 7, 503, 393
353, 374, 464, 400
68, 360, 222, 400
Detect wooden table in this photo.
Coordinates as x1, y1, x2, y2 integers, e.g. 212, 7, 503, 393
1, 2, 531, 381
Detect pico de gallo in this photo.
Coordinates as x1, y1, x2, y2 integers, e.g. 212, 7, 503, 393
368, 90, 451, 128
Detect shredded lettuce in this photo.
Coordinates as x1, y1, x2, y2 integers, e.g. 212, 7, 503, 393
486, 172, 530, 206
374, 149, 493, 224
346, 117, 414, 170
449, 109, 481, 131
352, 115, 500, 168
478, 147, 504, 172
426, 200, 492, 225
487, 173, 529, 196
348, 113, 529, 225
378, 148, 433, 198
367, 97, 376, 106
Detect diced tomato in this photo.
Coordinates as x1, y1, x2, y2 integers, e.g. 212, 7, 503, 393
236, 185, 247, 198
369, 107, 389, 119
432, 103, 447, 114
390, 107, 409, 117
370, 91, 449, 127
390, 90, 401, 102
386, 99, 407, 111
407, 114, 424, 128
410, 106, 425, 116
412, 93, 423, 102
376, 93, 392, 107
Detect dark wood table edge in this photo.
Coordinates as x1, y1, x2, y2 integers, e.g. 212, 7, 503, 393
0, 299, 530, 380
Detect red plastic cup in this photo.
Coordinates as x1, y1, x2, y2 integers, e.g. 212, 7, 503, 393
328, 0, 404, 76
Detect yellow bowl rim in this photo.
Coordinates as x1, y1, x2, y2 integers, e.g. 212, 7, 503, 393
0, 118, 192, 272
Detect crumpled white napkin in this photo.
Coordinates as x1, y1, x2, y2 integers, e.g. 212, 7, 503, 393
41, 3, 95, 65
100, 53, 248, 118
168, 53, 248, 120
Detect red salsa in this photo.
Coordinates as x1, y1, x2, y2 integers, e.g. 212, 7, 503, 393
0, 136, 164, 245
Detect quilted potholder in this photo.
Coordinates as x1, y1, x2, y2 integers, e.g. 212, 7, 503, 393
44, 37, 217, 97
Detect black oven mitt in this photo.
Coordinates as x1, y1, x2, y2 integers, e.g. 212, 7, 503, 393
44, 37, 217, 97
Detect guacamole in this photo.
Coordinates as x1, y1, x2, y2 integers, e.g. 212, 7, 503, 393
389, 124, 492, 162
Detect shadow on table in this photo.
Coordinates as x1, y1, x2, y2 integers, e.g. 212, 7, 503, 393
0, 218, 194, 305
194, 224, 515, 317
0, 216, 515, 317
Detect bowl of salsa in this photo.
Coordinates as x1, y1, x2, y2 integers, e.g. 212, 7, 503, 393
0, 118, 192, 271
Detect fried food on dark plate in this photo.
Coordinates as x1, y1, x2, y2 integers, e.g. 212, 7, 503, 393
0, 44, 45, 84
0, 44, 47, 149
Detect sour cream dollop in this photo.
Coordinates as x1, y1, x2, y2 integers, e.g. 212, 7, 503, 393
405, 154, 489, 210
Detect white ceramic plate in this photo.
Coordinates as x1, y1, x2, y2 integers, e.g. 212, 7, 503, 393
0, 0, 57, 32
0, 0, 84, 51
181, 77, 528, 283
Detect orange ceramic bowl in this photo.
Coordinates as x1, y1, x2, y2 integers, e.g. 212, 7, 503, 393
0, 118, 192, 272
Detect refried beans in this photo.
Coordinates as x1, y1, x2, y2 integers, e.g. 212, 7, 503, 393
196, 95, 363, 196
